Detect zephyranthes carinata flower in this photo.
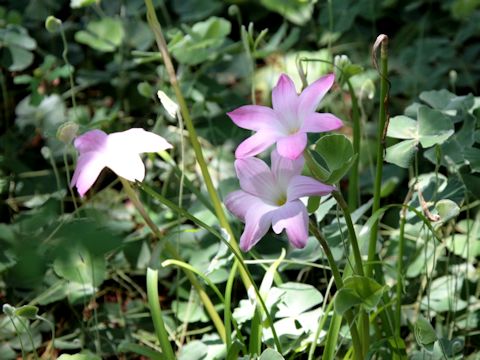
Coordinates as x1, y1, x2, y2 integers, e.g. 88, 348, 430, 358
225, 150, 335, 251
71, 128, 172, 196
227, 73, 343, 160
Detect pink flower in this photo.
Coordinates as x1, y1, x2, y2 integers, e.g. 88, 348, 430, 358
227, 73, 343, 160
225, 150, 335, 251
71, 128, 172, 197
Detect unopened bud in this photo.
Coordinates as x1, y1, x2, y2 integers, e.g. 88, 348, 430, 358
57, 121, 79, 144
45, 16, 62, 33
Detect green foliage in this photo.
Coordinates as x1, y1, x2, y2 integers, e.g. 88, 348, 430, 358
169, 16, 231, 65
75, 17, 125, 52
314, 134, 357, 183
1, 0, 480, 358
386, 105, 454, 168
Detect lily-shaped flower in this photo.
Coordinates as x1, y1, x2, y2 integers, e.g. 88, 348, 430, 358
225, 150, 335, 251
227, 73, 343, 160
71, 128, 172, 197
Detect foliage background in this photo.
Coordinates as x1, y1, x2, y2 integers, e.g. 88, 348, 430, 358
0, 0, 479, 359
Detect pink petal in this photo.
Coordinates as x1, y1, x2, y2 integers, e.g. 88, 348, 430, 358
234, 157, 276, 199
227, 105, 279, 131
240, 205, 275, 251
106, 153, 146, 182
235, 131, 278, 159
71, 152, 106, 197
108, 128, 172, 154
287, 175, 335, 201
272, 74, 300, 132
271, 149, 304, 186
225, 190, 259, 221
74, 130, 107, 153
271, 200, 309, 248
276, 132, 307, 159
298, 74, 335, 116
301, 113, 343, 133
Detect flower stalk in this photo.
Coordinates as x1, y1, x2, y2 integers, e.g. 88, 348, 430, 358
143, 0, 252, 289
367, 34, 389, 277
146, 268, 176, 360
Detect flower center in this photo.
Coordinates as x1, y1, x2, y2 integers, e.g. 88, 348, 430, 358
276, 194, 287, 206
288, 127, 299, 135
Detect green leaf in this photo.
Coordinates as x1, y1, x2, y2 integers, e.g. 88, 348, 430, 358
334, 287, 362, 315
273, 282, 323, 318
421, 275, 468, 312
387, 115, 418, 139
171, 299, 209, 323
75, 17, 124, 52
169, 17, 231, 65
307, 196, 320, 213
178, 340, 208, 360
260, 0, 315, 25
314, 134, 356, 183
57, 352, 101, 360
53, 247, 106, 286
5, 46, 34, 71
435, 199, 460, 223
343, 276, 386, 310
137, 81, 153, 98
385, 139, 418, 168
14, 305, 38, 319
417, 106, 454, 147
464, 147, 480, 173
419, 89, 474, 112
334, 276, 386, 315
414, 316, 437, 349
446, 234, 480, 260
259, 348, 285, 360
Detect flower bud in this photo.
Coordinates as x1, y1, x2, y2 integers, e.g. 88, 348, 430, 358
57, 121, 79, 144
45, 16, 62, 33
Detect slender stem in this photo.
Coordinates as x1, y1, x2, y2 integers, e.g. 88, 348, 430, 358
144, 0, 252, 290
146, 268, 176, 360
395, 214, 406, 337
332, 191, 364, 276
0, 69, 9, 126
347, 79, 361, 210
224, 261, 237, 353
120, 178, 226, 342
59, 26, 77, 110
63, 151, 78, 212
367, 35, 389, 277
309, 221, 364, 360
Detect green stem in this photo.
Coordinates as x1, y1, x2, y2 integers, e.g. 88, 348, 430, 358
367, 35, 389, 277
331, 191, 364, 276
59, 26, 77, 110
144, 0, 252, 290
120, 178, 226, 342
347, 79, 361, 210
146, 268, 176, 360
309, 221, 364, 360
395, 214, 406, 337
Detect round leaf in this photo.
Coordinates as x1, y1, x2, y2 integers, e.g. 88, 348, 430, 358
385, 139, 418, 168
314, 134, 356, 183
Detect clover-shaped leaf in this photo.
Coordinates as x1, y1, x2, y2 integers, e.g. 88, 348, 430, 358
334, 276, 387, 315
386, 105, 454, 168
75, 17, 124, 52
314, 134, 357, 183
